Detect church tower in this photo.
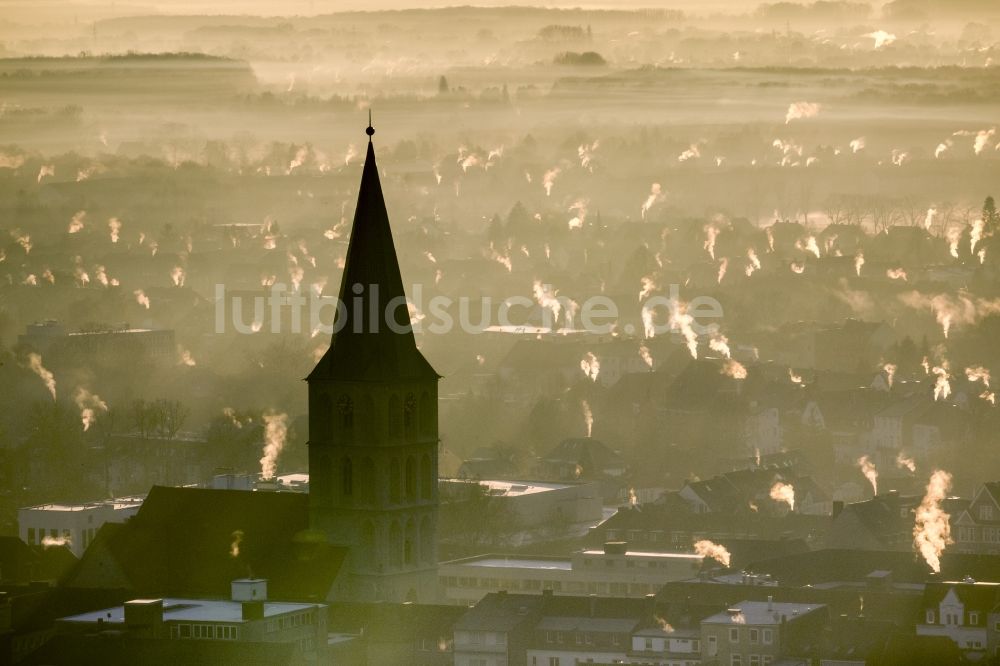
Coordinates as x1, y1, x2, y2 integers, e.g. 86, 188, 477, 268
307, 120, 440, 603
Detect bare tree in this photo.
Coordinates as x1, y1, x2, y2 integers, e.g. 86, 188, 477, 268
129, 399, 154, 439
900, 195, 929, 228
823, 194, 850, 227
152, 399, 190, 440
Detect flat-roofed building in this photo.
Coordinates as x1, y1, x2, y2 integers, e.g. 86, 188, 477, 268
440, 542, 704, 604
54, 579, 327, 663
440, 478, 604, 547
18, 496, 144, 558
18, 320, 175, 361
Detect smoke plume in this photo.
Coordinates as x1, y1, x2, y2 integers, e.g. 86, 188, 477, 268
693, 539, 731, 567
770, 481, 795, 511
74, 388, 108, 432
26, 353, 56, 400
913, 470, 953, 573
259, 412, 289, 480
857, 455, 878, 495
785, 101, 821, 124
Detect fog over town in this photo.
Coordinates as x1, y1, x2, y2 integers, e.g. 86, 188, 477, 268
0, 0, 999, 664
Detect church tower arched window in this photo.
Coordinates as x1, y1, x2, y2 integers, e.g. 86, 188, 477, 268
389, 394, 402, 438
337, 394, 354, 431
403, 393, 417, 437
405, 456, 416, 501
342, 457, 353, 497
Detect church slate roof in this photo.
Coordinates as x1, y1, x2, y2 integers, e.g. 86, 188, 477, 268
67, 486, 346, 602
309, 136, 438, 383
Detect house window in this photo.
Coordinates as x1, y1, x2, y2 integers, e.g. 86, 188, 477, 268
549, 658, 560, 666
731, 655, 743, 666
762, 629, 773, 645
645, 638, 653, 650
730, 627, 740, 642
749, 628, 759, 644
27, 528, 35, 544
980, 505, 994, 521
970, 612, 979, 625
750, 655, 761, 666
762, 657, 773, 666
926, 610, 935, 624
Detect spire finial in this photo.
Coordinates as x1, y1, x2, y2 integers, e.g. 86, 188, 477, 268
366, 109, 374, 139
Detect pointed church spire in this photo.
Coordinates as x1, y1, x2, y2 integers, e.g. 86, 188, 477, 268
308, 121, 438, 382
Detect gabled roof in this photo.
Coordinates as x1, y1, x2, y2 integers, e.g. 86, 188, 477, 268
308, 135, 438, 383
833, 493, 920, 544
744, 548, 1000, 587
0, 536, 78, 585
67, 486, 346, 601
980, 482, 1000, 507
542, 438, 623, 471
921, 581, 1000, 613
454, 592, 545, 631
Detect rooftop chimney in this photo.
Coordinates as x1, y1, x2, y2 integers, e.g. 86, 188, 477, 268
831, 500, 844, 520
231, 578, 268, 602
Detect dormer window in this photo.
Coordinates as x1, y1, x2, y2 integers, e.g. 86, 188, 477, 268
970, 612, 979, 625
926, 610, 935, 624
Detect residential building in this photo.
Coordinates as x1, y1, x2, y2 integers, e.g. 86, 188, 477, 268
700, 600, 827, 666
916, 579, 1000, 659
453, 591, 545, 666
953, 482, 1000, 555
629, 622, 702, 666
826, 492, 921, 551
526, 596, 652, 666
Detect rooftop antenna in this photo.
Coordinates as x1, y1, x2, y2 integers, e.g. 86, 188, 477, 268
366, 109, 374, 141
